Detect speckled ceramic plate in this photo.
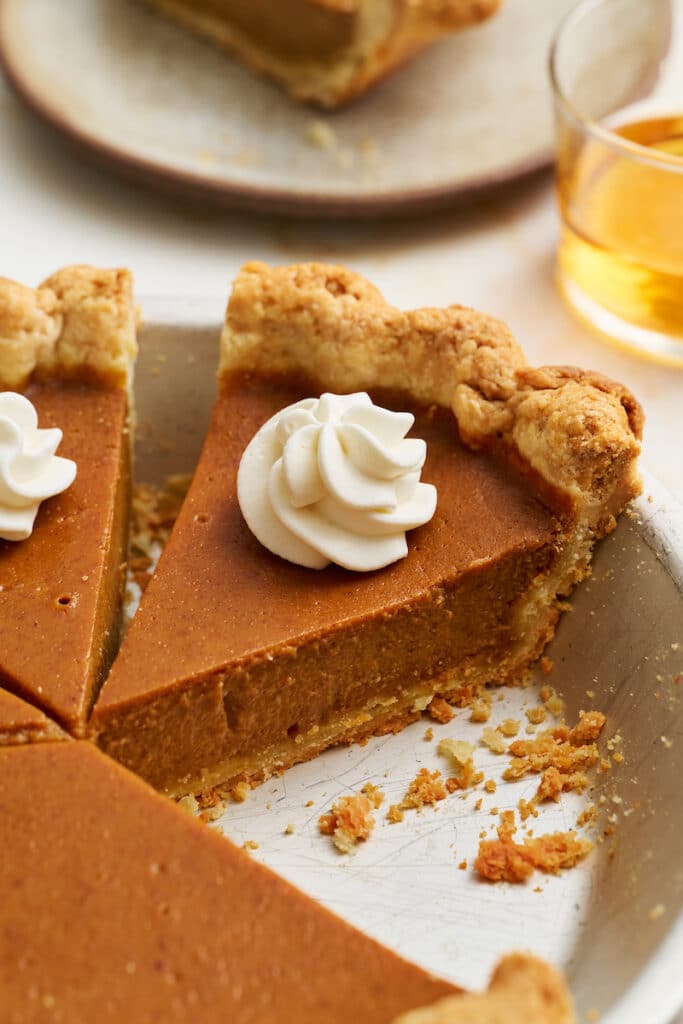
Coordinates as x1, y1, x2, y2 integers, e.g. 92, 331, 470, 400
0, 0, 580, 217
127, 306, 683, 1023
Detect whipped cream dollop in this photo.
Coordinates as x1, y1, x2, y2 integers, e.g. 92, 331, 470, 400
0, 392, 77, 542
237, 392, 437, 572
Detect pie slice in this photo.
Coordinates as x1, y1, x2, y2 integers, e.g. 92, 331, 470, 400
139, 0, 501, 107
0, 266, 137, 736
0, 688, 66, 746
91, 262, 642, 797
0, 740, 574, 1021
0, 740, 457, 1021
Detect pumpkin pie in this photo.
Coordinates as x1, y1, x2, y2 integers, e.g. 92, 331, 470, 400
0, 740, 576, 1021
0, 266, 137, 735
139, 0, 501, 107
91, 262, 642, 796
0, 740, 455, 1022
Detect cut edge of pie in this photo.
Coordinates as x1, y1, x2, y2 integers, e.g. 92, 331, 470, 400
91, 261, 641, 797
140, 0, 501, 108
0, 266, 138, 735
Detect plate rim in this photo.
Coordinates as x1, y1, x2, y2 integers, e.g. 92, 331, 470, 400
0, 0, 553, 219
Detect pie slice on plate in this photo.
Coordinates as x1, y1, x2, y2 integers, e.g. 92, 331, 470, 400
0, 266, 137, 735
139, 0, 501, 107
0, 740, 573, 1022
91, 262, 641, 797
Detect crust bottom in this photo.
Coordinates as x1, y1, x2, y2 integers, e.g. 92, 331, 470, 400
0, 721, 67, 746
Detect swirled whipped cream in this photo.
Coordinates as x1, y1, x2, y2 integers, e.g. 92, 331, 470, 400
237, 392, 437, 572
0, 392, 77, 542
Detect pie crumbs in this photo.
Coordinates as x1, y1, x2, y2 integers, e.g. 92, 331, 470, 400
319, 793, 376, 854
475, 812, 593, 883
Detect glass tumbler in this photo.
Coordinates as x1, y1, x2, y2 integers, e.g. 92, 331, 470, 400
550, 0, 683, 364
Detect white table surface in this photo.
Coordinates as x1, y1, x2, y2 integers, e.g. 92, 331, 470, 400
1, 73, 682, 1023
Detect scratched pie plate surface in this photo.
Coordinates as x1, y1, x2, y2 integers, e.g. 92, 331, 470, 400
133, 311, 683, 1023
0, 0, 582, 215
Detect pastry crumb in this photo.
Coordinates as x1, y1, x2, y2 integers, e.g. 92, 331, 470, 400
319, 793, 376, 853
518, 798, 538, 821
503, 710, 606, 805
648, 903, 665, 921
423, 727, 434, 742
388, 768, 447, 822
428, 696, 455, 723
469, 698, 491, 723
361, 782, 385, 809
525, 706, 547, 725
484, 779, 497, 794
661, 735, 673, 749
475, 812, 593, 883
458, 859, 467, 870
196, 788, 227, 822
231, 781, 251, 803
242, 840, 259, 852
540, 657, 554, 675
577, 803, 598, 828
540, 685, 566, 719
481, 727, 507, 754
498, 718, 520, 738
199, 801, 226, 824
437, 738, 476, 790
402, 768, 448, 809
570, 710, 607, 745
283, 823, 295, 835
177, 794, 198, 816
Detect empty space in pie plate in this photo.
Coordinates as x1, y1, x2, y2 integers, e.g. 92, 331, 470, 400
1, 0, 580, 212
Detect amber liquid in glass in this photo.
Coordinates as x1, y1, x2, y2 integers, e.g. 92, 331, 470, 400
557, 114, 683, 338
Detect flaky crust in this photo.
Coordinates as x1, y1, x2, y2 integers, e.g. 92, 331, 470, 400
0, 266, 137, 390
392, 954, 575, 1024
222, 262, 642, 513
140, 0, 500, 108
